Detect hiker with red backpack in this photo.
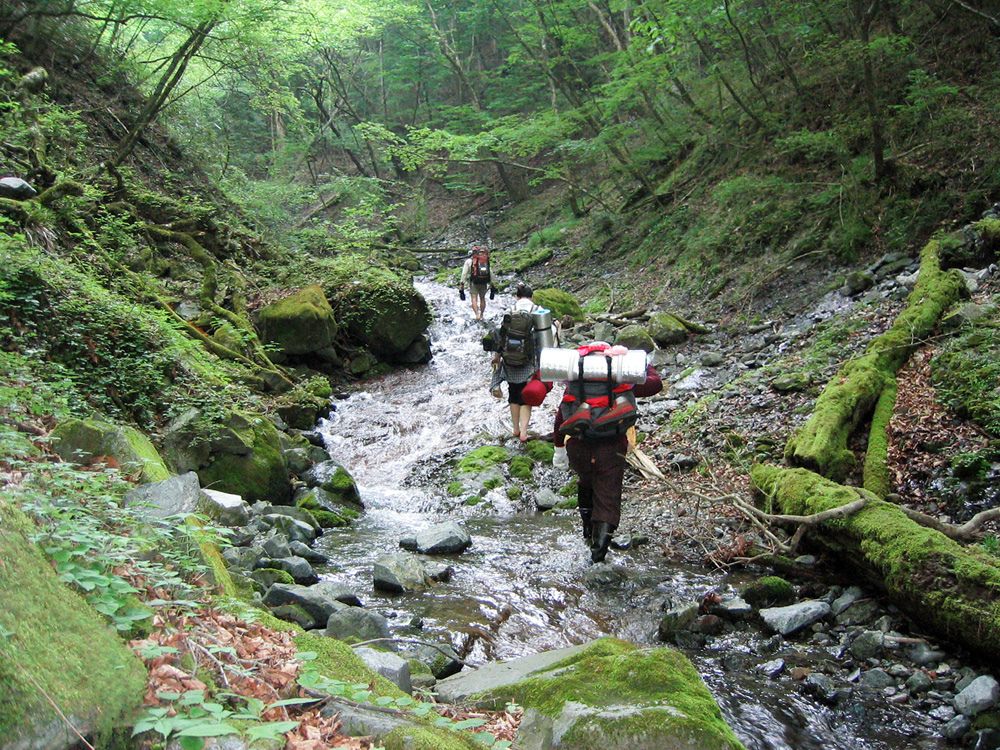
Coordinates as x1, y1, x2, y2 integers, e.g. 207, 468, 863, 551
459, 245, 497, 321
488, 284, 549, 441
550, 342, 662, 563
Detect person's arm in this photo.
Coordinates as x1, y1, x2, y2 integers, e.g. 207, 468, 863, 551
633, 364, 663, 398
460, 259, 470, 286
553, 406, 566, 448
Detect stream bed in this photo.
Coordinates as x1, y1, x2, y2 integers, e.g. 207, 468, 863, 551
313, 280, 948, 750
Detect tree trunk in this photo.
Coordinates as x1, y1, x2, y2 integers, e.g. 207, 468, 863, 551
751, 465, 1000, 663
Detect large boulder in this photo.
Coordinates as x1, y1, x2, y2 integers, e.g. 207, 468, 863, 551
324, 257, 431, 362
646, 312, 689, 347
435, 638, 745, 750
0, 500, 148, 750
256, 285, 338, 358
50, 418, 171, 483
614, 324, 656, 353
196, 411, 292, 504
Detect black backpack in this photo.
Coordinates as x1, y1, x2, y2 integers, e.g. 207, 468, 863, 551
499, 310, 536, 368
559, 355, 638, 439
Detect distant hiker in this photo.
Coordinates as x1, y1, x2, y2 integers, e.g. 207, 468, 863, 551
489, 284, 547, 441
459, 245, 496, 321
551, 342, 662, 563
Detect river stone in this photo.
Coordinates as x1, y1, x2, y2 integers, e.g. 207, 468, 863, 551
326, 608, 391, 644
373, 553, 432, 593
850, 630, 885, 661
709, 595, 753, 621
201, 488, 250, 527
906, 670, 934, 694
759, 600, 831, 636
262, 582, 362, 623
941, 714, 972, 741
262, 513, 318, 545
257, 285, 339, 356
908, 642, 947, 666
835, 599, 881, 626
803, 673, 838, 704
260, 555, 317, 585
262, 533, 291, 559
289, 540, 330, 564
759, 658, 785, 677
859, 668, 894, 690
414, 521, 471, 554
646, 312, 687, 346
51, 417, 171, 484
534, 487, 560, 511
320, 700, 419, 738
954, 675, 1000, 716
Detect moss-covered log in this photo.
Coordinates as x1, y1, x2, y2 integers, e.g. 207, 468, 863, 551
784, 231, 967, 480
751, 464, 1000, 661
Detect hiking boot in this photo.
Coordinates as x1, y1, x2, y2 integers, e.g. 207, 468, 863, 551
591, 399, 636, 430
590, 522, 614, 564
559, 406, 591, 436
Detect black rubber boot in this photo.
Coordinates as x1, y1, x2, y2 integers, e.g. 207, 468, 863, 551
580, 509, 593, 541
590, 522, 614, 563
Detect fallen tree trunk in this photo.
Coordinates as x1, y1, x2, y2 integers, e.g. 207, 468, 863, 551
784, 228, 971, 480
751, 464, 1000, 661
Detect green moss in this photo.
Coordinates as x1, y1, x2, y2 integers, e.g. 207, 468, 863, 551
446, 481, 465, 497
510, 455, 534, 480
752, 465, 1000, 659
311, 508, 356, 527
0, 500, 147, 741
863, 377, 898, 498
49, 418, 171, 484
483, 477, 502, 490
463, 495, 483, 506
383, 725, 482, 750
292, 632, 404, 697
740, 576, 795, 607
524, 440, 554, 463
555, 497, 579, 510
471, 638, 744, 749
457, 446, 509, 474
257, 285, 338, 356
506, 486, 523, 501
531, 288, 584, 321
198, 412, 292, 504
559, 479, 579, 498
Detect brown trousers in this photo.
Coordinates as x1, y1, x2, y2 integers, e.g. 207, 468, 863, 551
566, 436, 627, 528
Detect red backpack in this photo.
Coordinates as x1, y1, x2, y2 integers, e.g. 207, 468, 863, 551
471, 248, 491, 284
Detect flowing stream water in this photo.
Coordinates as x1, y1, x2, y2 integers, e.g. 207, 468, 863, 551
314, 279, 946, 750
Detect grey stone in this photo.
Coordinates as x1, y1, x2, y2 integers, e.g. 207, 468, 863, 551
954, 675, 1000, 716
0, 176, 37, 200
850, 630, 885, 661
860, 668, 895, 690
908, 642, 947, 666
261, 514, 318, 545
906, 671, 934, 695
941, 714, 972, 741
414, 521, 471, 555
262, 534, 291, 560
265, 556, 317, 585
709, 595, 753, 621
326, 609, 391, 645
759, 658, 785, 677
200, 488, 250, 527
374, 553, 432, 593
288, 540, 330, 564
514, 707, 554, 750
262, 582, 362, 623
124, 471, 204, 521
534, 488, 561, 511
353, 647, 411, 693
759, 600, 831, 636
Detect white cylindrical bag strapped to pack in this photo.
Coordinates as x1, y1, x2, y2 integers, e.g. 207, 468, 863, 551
532, 308, 555, 349
539, 347, 648, 384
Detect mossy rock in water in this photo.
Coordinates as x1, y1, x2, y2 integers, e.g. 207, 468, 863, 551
197, 412, 292, 504
532, 288, 584, 321
457, 446, 510, 474
510, 454, 534, 481
740, 576, 796, 607
525, 440, 554, 463
257, 284, 339, 357
466, 638, 745, 750
50, 417, 171, 484
0, 500, 148, 744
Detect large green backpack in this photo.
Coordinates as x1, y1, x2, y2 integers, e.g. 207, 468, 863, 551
500, 310, 536, 368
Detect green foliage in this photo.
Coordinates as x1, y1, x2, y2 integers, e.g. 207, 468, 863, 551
930, 310, 1000, 437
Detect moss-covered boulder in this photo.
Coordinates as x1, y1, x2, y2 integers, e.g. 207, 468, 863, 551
297, 487, 362, 528
438, 638, 744, 750
323, 255, 431, 362
614, 324, 656, 353
383, 725, 481, 750
0, 500, 148, 748
647, 312, 689, 347
256, 285, 338, 357
50, 418, 171, 483
532, 287, 584, 321
197, 412, 292, 504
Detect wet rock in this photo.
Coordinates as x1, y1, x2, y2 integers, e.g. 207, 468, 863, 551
374, 553, 433, 593
0, 176, 37, 199
263, 581, 362, 624
259, 555, 317, 585
850, 630, 885, 661
657, 602, 699, 641
534, 488, 561, 511
326, 608, 391, 645
974, 729, 1000, 750
759, 600, 831, 636
709, 595, 753, 621
954, 675, 1000, 716
859, 668, 894, 690
906, 671, 933, 695
940, 714, 972, 741
759, 658, 785, 677
289, 540, 330, 564
930, 704, 957, 722
413, 521, 472, 555
802, 673, 839, 705
262, 534, 291, 559
834, 599, 881, 626
262, 513, 318, 545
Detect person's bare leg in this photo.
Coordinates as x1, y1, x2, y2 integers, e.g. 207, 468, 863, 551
519, 405, 532, 441
509, 403, 520, 436
475, 292, 486, 320
471, 294, 482, 320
